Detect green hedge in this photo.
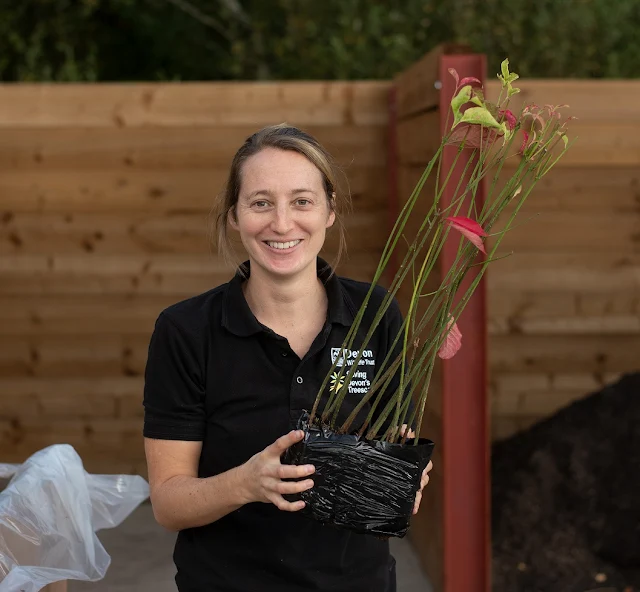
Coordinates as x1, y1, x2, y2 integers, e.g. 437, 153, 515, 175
1, 0, 639, 82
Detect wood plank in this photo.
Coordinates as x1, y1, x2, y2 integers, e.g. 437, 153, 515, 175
0, 443, 147, 475
0, 81, 391, 128
0, 211, 387, 255
0, 167, 388, 214
0, 295, 175, 335
491, 289, 638, 318
492, 166, 640, 211
0, 257, 381, 295
0, 335, 150, 378
396, 111, 441, 165
0, 417, 144, 453
395, 43, 471, 120
489, 334, 640, 374
491, 371, 623, 417
495, 120, 640, 168
485, 80, 640, 122
487, 210, 640, 252
488, 253, 640, 292
0, 125, 388, 171
489, 314, 640, 336
0, 377, 141, 418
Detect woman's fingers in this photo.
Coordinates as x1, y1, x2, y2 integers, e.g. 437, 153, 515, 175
271, 494, 306, 512
274, 478, 314, 495
399, 424, 416, 439
269, 430, 305, 456
277, 462, 315, 480
419, 461, 433, 489
413, 490, 422, 515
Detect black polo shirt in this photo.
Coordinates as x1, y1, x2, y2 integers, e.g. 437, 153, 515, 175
143, 258, 405, 592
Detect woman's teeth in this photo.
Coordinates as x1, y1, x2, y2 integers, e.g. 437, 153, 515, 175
266, 240, 301, 250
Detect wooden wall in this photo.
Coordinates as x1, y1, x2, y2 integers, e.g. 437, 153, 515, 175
0, 81, 392, 474
484, 79, 640, 441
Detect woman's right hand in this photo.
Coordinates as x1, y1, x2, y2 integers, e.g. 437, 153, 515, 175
239, 430, 315, 512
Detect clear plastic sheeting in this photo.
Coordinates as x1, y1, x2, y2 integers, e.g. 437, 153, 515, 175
283, 413, 434, 538
0, 444, 149, 592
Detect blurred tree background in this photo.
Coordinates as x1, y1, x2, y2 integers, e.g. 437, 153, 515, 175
1, 0, 639, 82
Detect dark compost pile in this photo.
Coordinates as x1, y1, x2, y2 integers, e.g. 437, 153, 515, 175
492, 372, 640, 592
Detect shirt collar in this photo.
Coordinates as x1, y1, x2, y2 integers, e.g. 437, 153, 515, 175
221, 257, 354, 337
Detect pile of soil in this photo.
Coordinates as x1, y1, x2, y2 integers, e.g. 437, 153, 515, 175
492, 372, 640, 592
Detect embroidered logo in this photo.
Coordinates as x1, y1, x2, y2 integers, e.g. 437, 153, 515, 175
330, 347, 375, 367
329, 349, 376, 395
329, 372, 346, 393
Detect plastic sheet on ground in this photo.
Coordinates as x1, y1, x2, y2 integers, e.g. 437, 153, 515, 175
0, 444, 149, 592
283, 412, 435, 538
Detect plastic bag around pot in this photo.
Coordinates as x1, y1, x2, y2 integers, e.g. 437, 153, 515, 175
282, 412, 435, 538
0, 444, 149, 592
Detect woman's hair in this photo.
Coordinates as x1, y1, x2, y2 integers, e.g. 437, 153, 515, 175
211, 123, 351, 273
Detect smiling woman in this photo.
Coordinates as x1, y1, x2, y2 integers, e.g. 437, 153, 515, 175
142, 124, 432, 592
212, 124, 350, 277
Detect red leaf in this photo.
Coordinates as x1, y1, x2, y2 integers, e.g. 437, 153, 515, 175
459, 76, 482, 88
519, 130, 530, 154
446, 216, 487, 254
438, 317, 462, 360
499, 109, 517, 130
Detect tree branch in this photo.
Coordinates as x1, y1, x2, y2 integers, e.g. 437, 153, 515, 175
162, 0, 233, 41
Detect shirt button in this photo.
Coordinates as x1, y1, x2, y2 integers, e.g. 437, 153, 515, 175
281, 352, 288, 357
296, 376, 303, 384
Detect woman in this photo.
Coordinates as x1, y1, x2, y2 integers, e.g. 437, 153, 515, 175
143, 124, 433, 592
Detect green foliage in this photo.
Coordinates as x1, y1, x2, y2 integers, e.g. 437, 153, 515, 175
0, 0, 638, 81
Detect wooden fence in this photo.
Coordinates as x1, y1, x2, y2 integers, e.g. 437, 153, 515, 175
0, 81, 391, 474
483, 79, 640, 440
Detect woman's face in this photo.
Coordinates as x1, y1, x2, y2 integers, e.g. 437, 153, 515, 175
230, 147, 336, 281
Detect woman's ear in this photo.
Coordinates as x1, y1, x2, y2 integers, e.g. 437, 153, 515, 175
227, 207, 239, 231
326, 192, 337, 228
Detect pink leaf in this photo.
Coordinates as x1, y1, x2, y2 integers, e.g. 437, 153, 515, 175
446, 216, 487, 254
499, 109, 517, 131
438, 317, 462, 360
519, 130, 530, 154
459, 76, 482, 88
448, 68, 460, 88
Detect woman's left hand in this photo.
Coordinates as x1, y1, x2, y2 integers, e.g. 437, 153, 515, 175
413, 460, 433, 515
399, 425, 433, 515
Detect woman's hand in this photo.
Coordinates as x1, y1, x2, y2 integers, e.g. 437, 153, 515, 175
399, 425, 433, 516
413, 460, 433, 515
239, 430, 315, 512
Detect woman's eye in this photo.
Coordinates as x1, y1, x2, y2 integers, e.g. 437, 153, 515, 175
253, 200, 269, 208
296, 198, 310, 206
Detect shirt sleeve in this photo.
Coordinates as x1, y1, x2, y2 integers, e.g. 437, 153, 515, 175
143, 312, 206, 441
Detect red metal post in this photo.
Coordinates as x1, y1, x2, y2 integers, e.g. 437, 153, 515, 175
439, 54, 490, 592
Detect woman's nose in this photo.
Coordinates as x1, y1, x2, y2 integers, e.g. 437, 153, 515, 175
271, 206, 293, 234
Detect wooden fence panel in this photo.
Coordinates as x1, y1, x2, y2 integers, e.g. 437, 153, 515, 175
484, 80, 640, 441
0, 81, 392, 476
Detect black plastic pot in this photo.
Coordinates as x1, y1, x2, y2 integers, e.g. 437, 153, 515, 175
283, 412, 435, 538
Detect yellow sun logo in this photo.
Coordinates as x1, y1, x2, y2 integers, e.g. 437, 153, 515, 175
329, 372, 346, 393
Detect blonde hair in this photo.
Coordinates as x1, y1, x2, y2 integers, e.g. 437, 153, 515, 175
212, 123, 351, 274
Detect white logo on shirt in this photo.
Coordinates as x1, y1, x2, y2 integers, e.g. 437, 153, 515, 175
331, 347, 375, 367
329, 349, 375, 394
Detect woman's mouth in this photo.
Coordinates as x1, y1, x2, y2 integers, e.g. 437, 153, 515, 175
264, 239, 302, 251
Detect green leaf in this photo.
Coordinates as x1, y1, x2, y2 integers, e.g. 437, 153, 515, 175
450, 84, 472, 128
498, 58, 520, 97
459, 106, 506, 133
